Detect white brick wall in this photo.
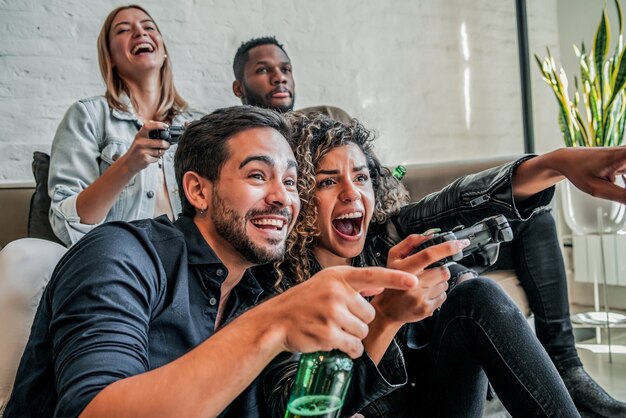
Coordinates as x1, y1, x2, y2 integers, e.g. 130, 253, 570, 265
0, 0, 560, 184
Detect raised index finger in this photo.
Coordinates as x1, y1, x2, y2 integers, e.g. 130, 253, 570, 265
338, 266, 418, 296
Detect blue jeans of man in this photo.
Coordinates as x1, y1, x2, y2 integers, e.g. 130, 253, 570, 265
495, 210, 581, 372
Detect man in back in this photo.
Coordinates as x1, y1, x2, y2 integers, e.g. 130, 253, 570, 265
232, 36, 350, 122
4, 106, 418, 417
232, 36, 295, 112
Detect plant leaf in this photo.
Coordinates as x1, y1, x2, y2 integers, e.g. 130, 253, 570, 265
607, 93, 625, 145
594, 8, 611, 93
617, 93, 626, 145
616, 0, 623, 40
558, 109, 574, 147
608, 49, 626, 108
573, 108, 591, 145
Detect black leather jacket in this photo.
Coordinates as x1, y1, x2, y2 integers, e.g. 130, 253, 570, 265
261, 155, 555, 417
366, 155, 554, 268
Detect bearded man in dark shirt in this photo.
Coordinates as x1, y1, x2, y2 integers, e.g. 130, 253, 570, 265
4, 105, 418, 418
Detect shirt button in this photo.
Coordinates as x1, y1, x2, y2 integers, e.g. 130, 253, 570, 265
216, 269, 224, 277
146, 191, 155, 198
209, 297, 217, 306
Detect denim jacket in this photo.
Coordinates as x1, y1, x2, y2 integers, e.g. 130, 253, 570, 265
48, 95, 203, 246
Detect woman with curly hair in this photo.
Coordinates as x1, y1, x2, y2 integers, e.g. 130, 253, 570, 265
259, 111, 592, 417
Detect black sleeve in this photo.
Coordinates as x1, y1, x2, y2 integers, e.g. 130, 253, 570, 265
49, 224, 163, 417
392, 155, 555, 237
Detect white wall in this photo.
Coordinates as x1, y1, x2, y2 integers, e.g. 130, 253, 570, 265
0, 0, 560, 184
527, 0, 563, 153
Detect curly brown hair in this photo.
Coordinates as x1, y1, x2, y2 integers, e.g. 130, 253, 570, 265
274, 111, 410, 289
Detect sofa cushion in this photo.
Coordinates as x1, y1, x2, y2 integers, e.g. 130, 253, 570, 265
297, 105, 352, 124
28, 152, 64, 245
0, 238, 67, 409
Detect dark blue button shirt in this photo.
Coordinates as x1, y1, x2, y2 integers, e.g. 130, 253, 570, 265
5, 215, 268, 418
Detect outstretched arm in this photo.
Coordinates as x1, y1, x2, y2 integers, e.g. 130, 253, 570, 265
512, 146, 626, 202
80, 266, 417, 418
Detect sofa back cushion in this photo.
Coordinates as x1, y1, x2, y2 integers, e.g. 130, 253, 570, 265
28, 152, 64, 245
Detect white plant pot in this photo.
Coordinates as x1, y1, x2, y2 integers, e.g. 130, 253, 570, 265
560, 178, 626, 235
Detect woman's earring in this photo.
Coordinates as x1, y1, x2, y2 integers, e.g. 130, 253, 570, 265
164, 53, 168, 59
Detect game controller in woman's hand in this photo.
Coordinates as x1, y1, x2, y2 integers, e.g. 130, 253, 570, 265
413, 215, 514, 267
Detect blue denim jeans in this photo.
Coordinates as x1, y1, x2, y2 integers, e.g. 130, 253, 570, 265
359, 278, 579, 417
495, 210, 581, 372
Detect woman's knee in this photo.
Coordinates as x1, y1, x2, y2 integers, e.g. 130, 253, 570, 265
448, 277, 521, 317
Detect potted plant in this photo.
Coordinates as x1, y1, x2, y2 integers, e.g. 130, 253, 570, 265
535, 0, 626, 234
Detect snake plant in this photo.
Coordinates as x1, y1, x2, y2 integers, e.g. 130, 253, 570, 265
536, 0, 626, 147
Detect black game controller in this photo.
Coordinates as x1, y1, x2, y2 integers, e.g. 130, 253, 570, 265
148, 126, 185, 143
412, 214, 514, 268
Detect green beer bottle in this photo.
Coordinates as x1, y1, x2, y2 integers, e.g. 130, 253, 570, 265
392, 165, 406, 181
284, 350, 353, 418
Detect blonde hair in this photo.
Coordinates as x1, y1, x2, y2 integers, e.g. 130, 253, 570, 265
97, 4, 187, 121
274, 112, 410, 289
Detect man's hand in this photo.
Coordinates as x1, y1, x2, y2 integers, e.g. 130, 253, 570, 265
265, 266, 417, 359
513, 146, 626, 202
555, 146, 626, 204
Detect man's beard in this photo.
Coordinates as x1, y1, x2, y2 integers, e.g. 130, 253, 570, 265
243, 84, 295, 113
211, 188, 290, 264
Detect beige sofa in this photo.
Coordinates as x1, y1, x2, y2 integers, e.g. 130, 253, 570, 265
0, 155, 528, 313
0, 157, 521, 245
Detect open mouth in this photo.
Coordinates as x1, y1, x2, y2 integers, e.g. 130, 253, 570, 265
131, 43, 155, 55
332, 212, 363, 238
